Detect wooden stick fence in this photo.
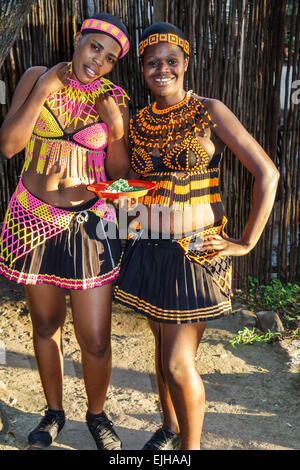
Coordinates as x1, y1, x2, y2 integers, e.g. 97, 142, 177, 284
0, 0, 299, 288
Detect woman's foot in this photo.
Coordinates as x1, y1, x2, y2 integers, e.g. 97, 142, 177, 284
28, 409, 65, 449
142, 426, 181, 450
86, 411, 122, 450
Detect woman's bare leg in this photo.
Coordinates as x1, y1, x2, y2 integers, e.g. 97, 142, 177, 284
70, 283, 113, 414
25, 284, 66, 411
160, 321, 207, 450
148, 319, 179, 433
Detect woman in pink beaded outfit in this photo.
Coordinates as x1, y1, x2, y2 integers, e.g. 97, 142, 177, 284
0, 12, 129, 450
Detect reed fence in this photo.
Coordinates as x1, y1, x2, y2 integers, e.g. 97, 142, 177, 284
0, 0, 299, 288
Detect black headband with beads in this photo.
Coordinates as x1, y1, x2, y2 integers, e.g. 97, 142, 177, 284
138, 22, 190, 57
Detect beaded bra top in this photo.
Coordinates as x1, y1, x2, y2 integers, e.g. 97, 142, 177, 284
33, 103, 109, 150
130, 94, 222, 209
22, 76, 129, 184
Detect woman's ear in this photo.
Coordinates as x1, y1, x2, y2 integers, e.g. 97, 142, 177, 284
74, 32, 82, 49
184, 56, 190, 72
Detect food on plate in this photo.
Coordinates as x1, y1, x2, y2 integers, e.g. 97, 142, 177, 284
105, 179, 147, 193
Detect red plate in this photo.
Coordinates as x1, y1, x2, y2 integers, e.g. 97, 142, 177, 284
87, 180, 156, 199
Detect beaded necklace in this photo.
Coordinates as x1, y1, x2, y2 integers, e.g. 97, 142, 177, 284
130, 92, 215, 160
151, 92, 190, 115
47, 66, 129, 128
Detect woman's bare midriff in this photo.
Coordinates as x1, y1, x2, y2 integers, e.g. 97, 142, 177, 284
21, 144, 96, 207
137, 203, 225, 235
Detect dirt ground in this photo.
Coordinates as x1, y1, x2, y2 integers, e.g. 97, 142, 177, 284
0, 275, 299, 451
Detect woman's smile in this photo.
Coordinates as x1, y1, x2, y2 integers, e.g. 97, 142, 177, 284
153, 76, 175, 86
83, 65, 98, 79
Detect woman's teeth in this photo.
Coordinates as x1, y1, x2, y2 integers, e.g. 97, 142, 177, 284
154, 78, 173, 84
85, 66, 96, 76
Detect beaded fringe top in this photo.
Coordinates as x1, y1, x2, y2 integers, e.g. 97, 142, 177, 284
22, 76, 129, 184
130, 93, 222, 209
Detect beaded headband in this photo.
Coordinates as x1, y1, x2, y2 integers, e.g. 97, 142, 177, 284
138, 32, 190, 57
80, 18, 130, 58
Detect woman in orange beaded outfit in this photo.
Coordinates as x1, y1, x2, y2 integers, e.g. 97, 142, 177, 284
114, 22, 280, 450
0, 12, 130, 450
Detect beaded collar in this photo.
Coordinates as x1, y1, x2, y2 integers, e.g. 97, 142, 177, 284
46, 72, 129, 127
129, 93, 217, 176
151, 94, 189, 115
67, 76, 103, 93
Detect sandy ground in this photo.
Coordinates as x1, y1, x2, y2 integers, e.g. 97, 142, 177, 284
0, 276, 299, 452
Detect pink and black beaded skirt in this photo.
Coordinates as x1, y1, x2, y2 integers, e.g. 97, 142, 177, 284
0, 178, 121, 289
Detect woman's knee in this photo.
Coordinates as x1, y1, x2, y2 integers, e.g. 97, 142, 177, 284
76, 332, 111, 359
162, 356, 196, 386
32, 318, 63, 340
26, 285, 66, 339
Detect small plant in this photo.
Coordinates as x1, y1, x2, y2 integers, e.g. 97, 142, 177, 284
229, 327, 282, 348
240, 277, 300, 327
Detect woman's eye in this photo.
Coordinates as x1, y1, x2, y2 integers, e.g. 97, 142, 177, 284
168, 59, 177, 65
92, 44, 100, 51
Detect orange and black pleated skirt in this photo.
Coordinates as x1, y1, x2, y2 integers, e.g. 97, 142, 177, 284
114, 233, 232, 324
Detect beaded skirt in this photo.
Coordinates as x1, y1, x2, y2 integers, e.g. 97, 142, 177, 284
0, 178, 121, 289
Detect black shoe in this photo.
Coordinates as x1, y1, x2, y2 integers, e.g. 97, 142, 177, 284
142, 427, 181, 450
86, 411, 122, 450
28, 409, 65, 449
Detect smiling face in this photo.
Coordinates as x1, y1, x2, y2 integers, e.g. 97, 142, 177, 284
142, 42, 189, 107
72, 32, 122, 84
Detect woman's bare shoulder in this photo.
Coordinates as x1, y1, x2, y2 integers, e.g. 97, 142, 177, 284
4, 66, 48, 121
192, 93, 223, 108
193, 95, 235, 125
21, 66, 48, 85
11, 66, 48, 100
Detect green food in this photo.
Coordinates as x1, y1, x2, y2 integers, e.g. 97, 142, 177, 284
105, 179, 146, 193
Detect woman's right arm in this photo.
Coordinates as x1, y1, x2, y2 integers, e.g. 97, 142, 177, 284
0, 63, 70, 158
0, 66, 49, 158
